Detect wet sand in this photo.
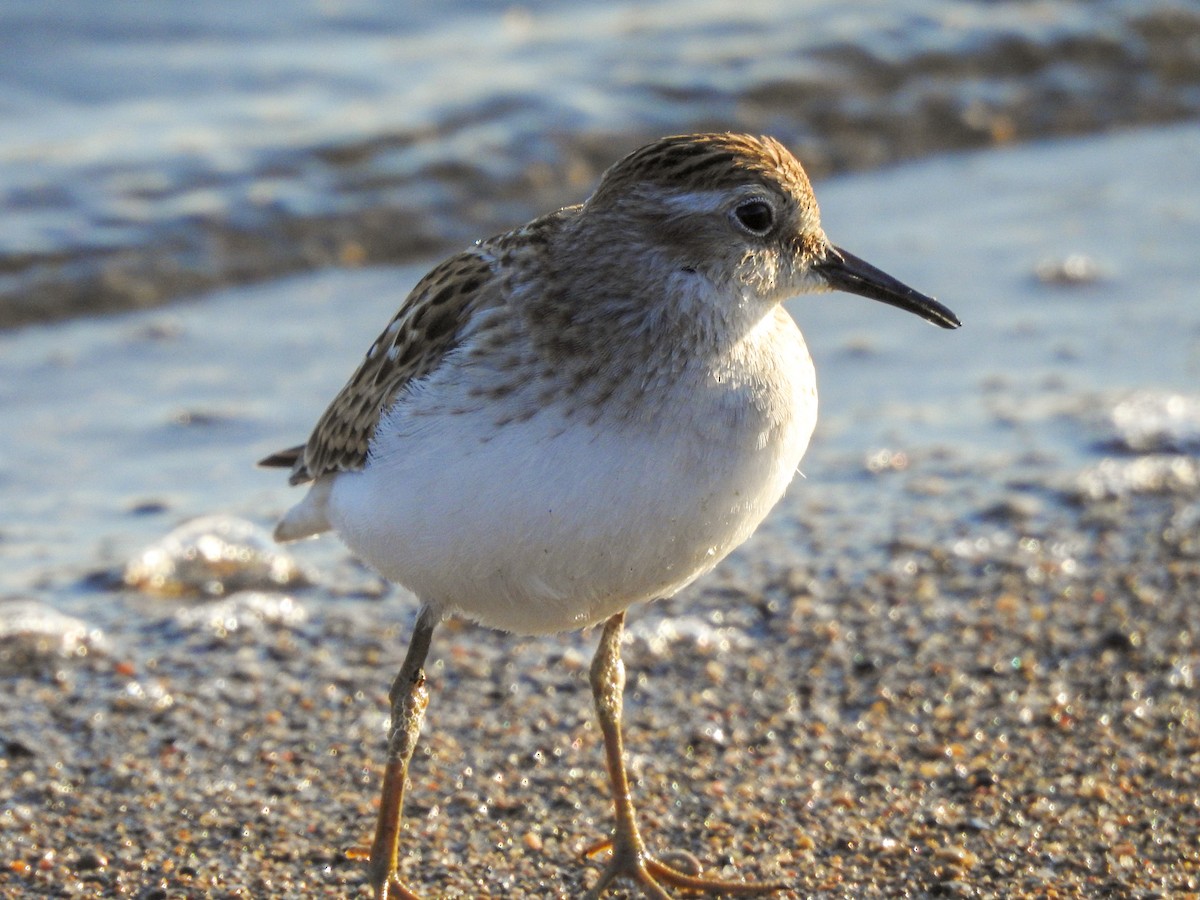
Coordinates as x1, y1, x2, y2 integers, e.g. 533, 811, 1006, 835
2, 478, 1198, 898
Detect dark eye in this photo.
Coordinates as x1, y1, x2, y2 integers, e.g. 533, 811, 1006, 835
733, 199, 774, 235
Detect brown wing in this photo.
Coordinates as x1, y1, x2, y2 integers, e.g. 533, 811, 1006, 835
261, 249, 498, 485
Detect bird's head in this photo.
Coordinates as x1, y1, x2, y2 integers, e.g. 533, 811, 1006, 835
583, 133, 960, 331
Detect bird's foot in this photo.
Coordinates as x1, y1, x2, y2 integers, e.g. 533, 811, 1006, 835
346, 845, 423, 900
581, 837, 789, 899
374, 875, 423, 900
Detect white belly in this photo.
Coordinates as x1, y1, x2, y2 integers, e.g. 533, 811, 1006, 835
327, 325, 816, 635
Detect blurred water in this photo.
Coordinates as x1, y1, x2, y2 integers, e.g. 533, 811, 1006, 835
2, 122, 1197, 631
2, 0, 1198, 324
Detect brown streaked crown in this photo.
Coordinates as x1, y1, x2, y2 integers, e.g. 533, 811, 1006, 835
587, 133, 818, 218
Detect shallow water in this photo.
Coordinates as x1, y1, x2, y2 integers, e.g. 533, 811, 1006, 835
2, 122, 1197, 640
3, 0, 1199, 324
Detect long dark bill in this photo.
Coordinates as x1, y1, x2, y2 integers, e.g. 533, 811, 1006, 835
815, 245, 961, 329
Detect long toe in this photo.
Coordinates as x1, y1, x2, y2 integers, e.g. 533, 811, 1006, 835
375, 874, 424, 900
643, 855, 791, 896
348, 846, 424, 900
583, 847, 789, 899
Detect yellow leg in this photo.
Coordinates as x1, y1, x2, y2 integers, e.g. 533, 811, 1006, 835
582, 612, 790, 899
366, 607, 436, 900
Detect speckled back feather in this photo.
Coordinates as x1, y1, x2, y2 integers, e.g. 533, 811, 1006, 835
274, 250, 497, 484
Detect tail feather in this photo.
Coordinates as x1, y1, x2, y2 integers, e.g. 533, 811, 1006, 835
273, 477, 334, 542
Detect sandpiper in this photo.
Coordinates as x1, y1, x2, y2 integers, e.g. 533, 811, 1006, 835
261, 133, 960, 898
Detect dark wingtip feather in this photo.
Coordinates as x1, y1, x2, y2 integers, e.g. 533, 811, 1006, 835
258, 444, 305, 469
